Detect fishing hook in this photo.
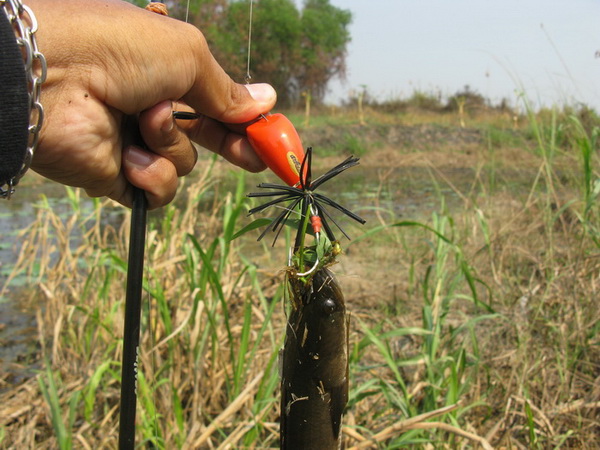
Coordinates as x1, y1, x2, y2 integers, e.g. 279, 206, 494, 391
247, 147, 366, 247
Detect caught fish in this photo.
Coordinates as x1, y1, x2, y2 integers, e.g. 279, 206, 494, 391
246, 135, 363, 448
281, 267, 349, 449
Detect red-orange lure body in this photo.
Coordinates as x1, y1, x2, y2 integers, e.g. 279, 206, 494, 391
246, 113, 306, 187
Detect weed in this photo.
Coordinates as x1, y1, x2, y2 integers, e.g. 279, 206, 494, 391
1, 104, 599, 448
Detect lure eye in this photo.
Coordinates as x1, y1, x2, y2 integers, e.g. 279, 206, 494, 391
246, 114, 306, 186
320, 298, 337, 315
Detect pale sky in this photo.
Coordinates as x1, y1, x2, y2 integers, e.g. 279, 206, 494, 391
316, 0, 600, 111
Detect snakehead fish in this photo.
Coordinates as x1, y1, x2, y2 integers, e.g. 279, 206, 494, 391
281, 267, 349, 449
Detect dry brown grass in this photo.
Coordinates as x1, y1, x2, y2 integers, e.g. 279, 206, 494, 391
1, 107, 599, 448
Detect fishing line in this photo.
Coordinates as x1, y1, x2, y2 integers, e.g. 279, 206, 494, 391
245, 0, 254, 83
172, 0, 258, 121
184, 0, 191, 24
245, 1, 269, 125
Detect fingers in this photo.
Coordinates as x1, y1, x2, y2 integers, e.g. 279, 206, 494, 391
121, 146, 178, 210
139, 101, 198, 176
177, 114, 267, 173
29, 0, 278, 210
113, 101, 197, 209
83, 141, 179, 210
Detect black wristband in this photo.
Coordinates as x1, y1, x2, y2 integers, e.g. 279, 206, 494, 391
0, 8, 29, 185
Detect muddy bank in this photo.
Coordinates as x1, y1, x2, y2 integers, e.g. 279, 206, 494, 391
295, 121, 541, 173
302, 122, 488, 151
0, 120, 537, 393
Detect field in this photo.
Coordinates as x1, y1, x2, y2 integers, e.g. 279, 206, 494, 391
1, 101, 599, 448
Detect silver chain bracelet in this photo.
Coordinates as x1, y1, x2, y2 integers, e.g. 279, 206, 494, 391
1, 0, 46, 199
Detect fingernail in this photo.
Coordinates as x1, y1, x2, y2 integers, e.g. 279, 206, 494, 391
245, 83, 277, 104
126, 146, 154, 169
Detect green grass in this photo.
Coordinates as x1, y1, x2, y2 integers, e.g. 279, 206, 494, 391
1, 104, 599, 448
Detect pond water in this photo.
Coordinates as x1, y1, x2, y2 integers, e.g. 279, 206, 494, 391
0, 180, 62, 389
0, 179, 127, 388
0, 160, 534, 388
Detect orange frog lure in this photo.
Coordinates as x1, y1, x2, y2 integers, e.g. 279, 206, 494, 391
172, 111, 307, 187
246, 113, 307, 187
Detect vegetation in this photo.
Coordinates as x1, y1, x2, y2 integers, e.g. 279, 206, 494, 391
152, 0, 352, 106
1, 98, 599, 448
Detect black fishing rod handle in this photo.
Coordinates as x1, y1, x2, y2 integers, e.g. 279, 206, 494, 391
118, 116, 148, 450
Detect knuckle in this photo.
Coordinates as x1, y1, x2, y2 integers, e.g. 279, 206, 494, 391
161, 132, 197, 176
185, 24, 210, 60
219, 84, 249, 121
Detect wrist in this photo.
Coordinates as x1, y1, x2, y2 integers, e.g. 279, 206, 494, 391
0, 0, 46, 199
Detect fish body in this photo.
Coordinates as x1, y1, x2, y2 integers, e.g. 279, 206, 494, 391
281, 268, 349, 449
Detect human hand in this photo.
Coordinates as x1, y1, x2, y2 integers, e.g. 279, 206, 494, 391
28, 0, 276, 209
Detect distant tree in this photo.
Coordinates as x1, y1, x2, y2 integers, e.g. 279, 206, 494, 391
193, 0, 256, 82
124, 0, 351, 106
297, 0, 352, 103
226, 0, 303, 103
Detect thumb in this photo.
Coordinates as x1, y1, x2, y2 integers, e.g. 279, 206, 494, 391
241, 83, 278, 121
181, 33, 277, 124
186, 82, 276, 125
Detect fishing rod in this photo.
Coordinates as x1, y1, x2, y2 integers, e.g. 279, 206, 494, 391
113, 3, 209, 447
116, 111, 193, 449
114, 2, 316, 447
118, 118, 148, 450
